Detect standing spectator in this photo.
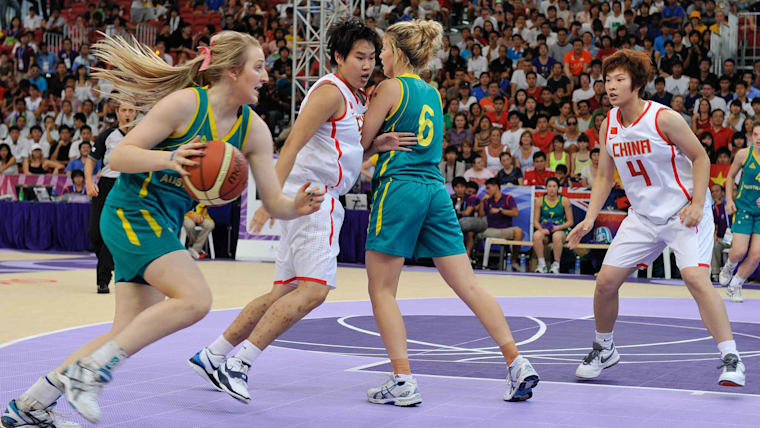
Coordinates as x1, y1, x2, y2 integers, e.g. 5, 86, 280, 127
480, 178, 523, 263
523, 151, 556, 185
184, 204, 216, 259
532, 177, 573, 273
464, 155, 495, 185
86, 100, 136, 294
440, 146, 465, 184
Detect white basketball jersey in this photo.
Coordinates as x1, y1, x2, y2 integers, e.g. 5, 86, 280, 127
284, 73, 366, 197
605, 100, 706, 224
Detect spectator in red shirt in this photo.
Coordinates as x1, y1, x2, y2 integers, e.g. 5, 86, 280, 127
532, 114, 556, 153
523, 151, 556, 186
709, 109, 734, 150
486, 96, 509, 129
584, 113, 603, 150
586, 80, 605, 112
525, 71, 543, 101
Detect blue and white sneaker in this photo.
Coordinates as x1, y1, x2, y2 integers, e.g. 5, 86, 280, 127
504, 356, 539, 402
213, 357, 251, 404
2, 399, 80, 428
57, 359, 110, 424
367, 374, 422, 406
575, 342, 620, 380
188, 348, 225, 391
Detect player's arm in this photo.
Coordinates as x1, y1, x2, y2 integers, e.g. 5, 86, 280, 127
725, 148, 747, 215
533, 197, 544, 232
360, 79, 417, 159
275, 84, 344, 187
109, 88, 206, 175
85, 129, 108, 196
567, 117, 614, 247
243, 113, 323, 220
502, 196, 519, 217
657, 108, 709, 227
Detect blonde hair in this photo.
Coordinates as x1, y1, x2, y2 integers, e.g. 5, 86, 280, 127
384, 19, 443, 73
92, 31, 260, 114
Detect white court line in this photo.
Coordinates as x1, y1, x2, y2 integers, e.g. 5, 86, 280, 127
346, 366, 760, 398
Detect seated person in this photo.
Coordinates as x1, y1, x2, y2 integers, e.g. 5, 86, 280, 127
65, 141, 100, 175
463, 155, 495, 185
63, 169, 87, 194
23, 144, 63, 174
496, 152, 522, 185
440, 145, 466, 184
555, 164, 570, 187
532, 177, 574, 273
522, 151, 556, 185
580, 147, 600, 188
479, 178, 523, 267
456, 178, 487, 258
184, 203, 215, 259
48, 125, 74, 168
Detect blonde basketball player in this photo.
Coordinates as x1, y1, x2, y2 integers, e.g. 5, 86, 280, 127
187, 18, 416, 404
567, 49, 745, 387
1, 32, 323, 427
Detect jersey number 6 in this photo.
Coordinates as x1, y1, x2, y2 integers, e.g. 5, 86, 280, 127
627, 159, 652, 186
418, 105, 434, 147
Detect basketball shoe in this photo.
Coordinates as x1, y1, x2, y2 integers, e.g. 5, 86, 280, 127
726, 283, 744, 303
367, 374, 422, 406
718, 354, 746, 387
718, 264, 734, 286
188, 348, 225, 391
57, 359, 110, 423
1, 400, 80, 428
504, 356, 540, 401
213, 357, 251, 404
575, 342, 620, 379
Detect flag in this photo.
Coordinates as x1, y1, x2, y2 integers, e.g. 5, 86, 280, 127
710, 164, 730, 187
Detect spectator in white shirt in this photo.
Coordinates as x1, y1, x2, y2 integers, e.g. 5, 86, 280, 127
692, 82, 728, 115
501, 111, 524, 155
23, 6, 43, 30
664, 61, 689, 97
471, 7, 498, 32
55, 100, 76, 129
464, 155, 496, 185
467, 44, 489, 79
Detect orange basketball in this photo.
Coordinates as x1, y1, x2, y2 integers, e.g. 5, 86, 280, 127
182, 140, 248, 206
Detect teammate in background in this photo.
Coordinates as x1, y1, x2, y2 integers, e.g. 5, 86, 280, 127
568, 49, 745, 387
718, 122, 760, 303
86, 97, 137, 294
187, 18, 415, 405
2, 31, 323, 427
360, 20, 540, 406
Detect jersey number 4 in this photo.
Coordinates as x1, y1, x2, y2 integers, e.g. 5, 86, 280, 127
627, 159, 652, 186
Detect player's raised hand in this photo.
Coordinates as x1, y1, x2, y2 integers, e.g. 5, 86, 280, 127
679, 202, 703, 227
373, 132, 418, 153
249, 206, 274, 234
567, 218, 594, 249
294, 182, 326, 215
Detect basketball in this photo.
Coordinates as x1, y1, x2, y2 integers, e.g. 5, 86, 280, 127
182, 140, 248, 206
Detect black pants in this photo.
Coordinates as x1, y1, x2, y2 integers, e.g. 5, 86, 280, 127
89, 177, 116, 286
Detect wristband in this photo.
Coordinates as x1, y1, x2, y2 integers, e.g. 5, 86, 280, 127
169, 152, 176, 162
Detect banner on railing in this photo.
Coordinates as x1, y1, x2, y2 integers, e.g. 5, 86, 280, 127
0, 174, 73, 200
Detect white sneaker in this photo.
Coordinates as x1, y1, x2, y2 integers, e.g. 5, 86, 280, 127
367, 374, 422, 406
726, 284, 744, 303
213, 357, 251, 404
575, 342, 620, 380
718, 354, 746, 387
57, 359, 110, 423
188, 347, 226, 391
2, 399, 81, 428
550, 262, 560, 274
719, 264, 734, 286
188, 248, 200, 260
504, 356, 539, 402
535, 264, 546, 273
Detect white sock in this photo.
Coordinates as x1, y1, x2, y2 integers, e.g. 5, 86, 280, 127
19, 376, 62, 410
235, 340, 263, 366
729, 275, 746, 287
551, 261, 560, 266
537, 257, 546, 266
717, 340, 739, 359
208, 335, 234, 356
724, 260, 738, 272
396, 373, 415, 382
90, 341, 128, 372
595, 331, 614, 349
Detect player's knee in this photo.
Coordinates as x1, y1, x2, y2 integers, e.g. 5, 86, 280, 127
300, 284, 329, 310
514, 228, 523, 240
179, 288, 213, 324
595, 275, 620, 297
533, 230, 543, 241
552, 231, 564, 243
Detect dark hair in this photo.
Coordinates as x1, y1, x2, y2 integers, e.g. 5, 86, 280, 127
545, 176, 561, 187
59, 125, 71, 133
508, 111, 521, 120
327, 17, 380, 67
30, 125, 42, 133
81, 124, 92, 132
485, 177, 500, 187
74, 112, 87, 123
452, 176, 467, 187
465, 181, 480, 191
602, 49, 655, 97
0, 143, 11, 162
533, 151, 547, 161
8, 126, 19, 132
552, 135, 565, 145
71, 169, 85, 179
555, 164, 568, 174
654, 76, 665, 85
590, 148, 600, 155
537, 113, 550, 122
715, 147, 732, 158
445, 145, 459, 155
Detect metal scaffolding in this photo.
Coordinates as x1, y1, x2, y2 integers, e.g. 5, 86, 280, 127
290, 0, 364, 122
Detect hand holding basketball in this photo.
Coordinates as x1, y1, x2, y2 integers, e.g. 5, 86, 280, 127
294, 182, 325, 215
250, 206, 275, 234
167, 137, 207, 176
679, 202, 703, 227
567, 218, 594, 249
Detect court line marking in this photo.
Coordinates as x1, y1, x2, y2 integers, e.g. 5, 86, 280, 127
346, 365, 760, 398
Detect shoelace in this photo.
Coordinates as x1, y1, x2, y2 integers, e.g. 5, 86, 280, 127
226, 359, 250, 381
582, 347, 602, 364
717, 355, 739, 371
27, 406, 75, 428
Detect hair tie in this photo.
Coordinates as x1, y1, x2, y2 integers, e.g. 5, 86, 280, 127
198, 46, 212, 71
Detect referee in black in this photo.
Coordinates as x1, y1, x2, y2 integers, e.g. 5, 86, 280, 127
85, 99, 137, 294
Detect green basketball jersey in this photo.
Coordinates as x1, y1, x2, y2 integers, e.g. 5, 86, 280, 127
736, 145, 760, 214
106, 86, 252, 225
539, 195, 567, 224
373, 74, 444, 184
